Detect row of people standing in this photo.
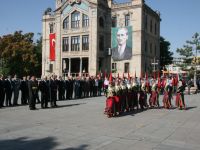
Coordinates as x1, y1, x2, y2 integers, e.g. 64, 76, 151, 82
104, 76, 187, 118
0, 74, 104, 110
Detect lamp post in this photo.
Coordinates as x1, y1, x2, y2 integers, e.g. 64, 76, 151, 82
151, 57, 159, 78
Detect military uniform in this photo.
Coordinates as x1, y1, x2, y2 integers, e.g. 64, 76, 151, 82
28, 78, 38, 110
176, 81, 186, 109
104, 84, 116, 117
163, 83, 171, 109
139, 82, 148, 110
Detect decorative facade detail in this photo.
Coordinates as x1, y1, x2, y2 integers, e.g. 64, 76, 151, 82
42, 0, 161, 77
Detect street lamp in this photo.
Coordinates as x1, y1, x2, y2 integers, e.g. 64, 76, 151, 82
151, 57, 159, 78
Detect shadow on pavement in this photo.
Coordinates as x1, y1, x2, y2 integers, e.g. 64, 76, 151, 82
116, 108, 148, 117
0, 137, 58, 150
53, 103, 86, 109
64, 144, 89, 150
185, 106, 197, 110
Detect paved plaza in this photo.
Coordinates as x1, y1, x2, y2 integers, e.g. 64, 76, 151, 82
0, 94, 200, 150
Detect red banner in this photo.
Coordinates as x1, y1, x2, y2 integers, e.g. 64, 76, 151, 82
49, 33, 56, 61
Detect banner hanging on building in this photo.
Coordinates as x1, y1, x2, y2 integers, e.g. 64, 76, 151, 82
111, 26, 132, 61
49, 33, 56, 61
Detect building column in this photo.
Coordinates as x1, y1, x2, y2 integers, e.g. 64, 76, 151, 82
62, 59, 66, 73
80, 57, 82, 76
68, 58, 71, 76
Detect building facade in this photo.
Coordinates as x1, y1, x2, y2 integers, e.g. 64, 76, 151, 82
42, 0, 160, 77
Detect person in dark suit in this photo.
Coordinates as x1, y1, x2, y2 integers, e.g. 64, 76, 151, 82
49, 75, 58, 107
13, 75, 21, 106
39, 76, 50, 108
4, 75, 13, 107
112, 27, 132, 61
20, 76, 29, 105
28, 76, 38, 110
0, 74, 5, 108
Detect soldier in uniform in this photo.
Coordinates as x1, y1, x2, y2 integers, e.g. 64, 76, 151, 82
163, 81, 172, 109
126, 80, 132, 111
28, 76, 38, 110
104, 82, 116, 117
113, 80, 122, 115
149, 80, 159, 108
132, 79, 139, 110
176, 80, 186, 109
120, 80, 127, 112
139, 80, 148, 110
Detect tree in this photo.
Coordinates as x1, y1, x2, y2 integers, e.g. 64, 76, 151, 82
160, 36, 173, 69
177, 32, 200, 86
0, 31, 42, 77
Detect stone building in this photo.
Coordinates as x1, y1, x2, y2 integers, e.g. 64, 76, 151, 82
42, 0, 161, 77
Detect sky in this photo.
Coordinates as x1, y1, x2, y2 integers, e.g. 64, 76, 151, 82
0, 0, 200, 57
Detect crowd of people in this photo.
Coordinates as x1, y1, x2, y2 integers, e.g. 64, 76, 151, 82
0, 74, 104, 110
104, 75, 189, 118
0, 73, 199, 114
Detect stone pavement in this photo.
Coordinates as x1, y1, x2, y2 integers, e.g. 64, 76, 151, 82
0, 94, 200, 150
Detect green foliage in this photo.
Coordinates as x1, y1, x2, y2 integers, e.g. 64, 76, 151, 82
160, 36, 173, 69
176, 32, 200, 69
0, 31, 42, 77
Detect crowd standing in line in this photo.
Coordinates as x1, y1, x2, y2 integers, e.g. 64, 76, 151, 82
0, 74, 199, 113
0, 74, 103, 110
104, 74, 199, 118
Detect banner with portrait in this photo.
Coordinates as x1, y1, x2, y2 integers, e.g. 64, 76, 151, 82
111, 26, 132, 61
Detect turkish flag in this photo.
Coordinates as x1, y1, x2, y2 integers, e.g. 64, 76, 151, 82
109, 72, 112, 83
128, 72, 131, 81
49, 33, 56, 61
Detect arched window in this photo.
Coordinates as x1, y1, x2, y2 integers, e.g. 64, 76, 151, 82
71, 11, 80, 28
99, 17, 104, 28
63, 16, 69, 29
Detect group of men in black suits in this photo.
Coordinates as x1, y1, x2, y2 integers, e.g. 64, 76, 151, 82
0, 74, 104, 110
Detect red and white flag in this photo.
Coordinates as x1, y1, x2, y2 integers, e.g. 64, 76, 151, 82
49, 33, 56, 61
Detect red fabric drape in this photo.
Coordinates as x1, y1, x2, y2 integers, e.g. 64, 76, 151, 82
49, 33, 56, 61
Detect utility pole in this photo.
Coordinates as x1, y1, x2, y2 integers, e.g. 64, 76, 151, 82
151, 57, 159, 76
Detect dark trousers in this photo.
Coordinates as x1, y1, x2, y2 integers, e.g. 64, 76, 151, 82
13, 89, 19, 105
41, 93, 49, 108
50, 91, 57, 107
21, 90, 28, 105
29, 94, 36, 109
0, 92, 5, 107
5, 91, 12, 106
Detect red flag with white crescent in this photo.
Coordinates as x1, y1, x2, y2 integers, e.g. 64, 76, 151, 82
128, 72, 131, 81
49, 33, 56, 61
109, 72, 112, 83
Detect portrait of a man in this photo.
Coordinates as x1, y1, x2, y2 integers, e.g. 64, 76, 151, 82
111, 27, 132, 61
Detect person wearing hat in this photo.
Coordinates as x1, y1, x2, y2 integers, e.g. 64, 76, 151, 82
131, 79, 139, 110
163, 81, 171, 109
149, 80, 159, 108
104, 82, 116, 117
176, 80, 186, 109
139, 80, 148, 110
